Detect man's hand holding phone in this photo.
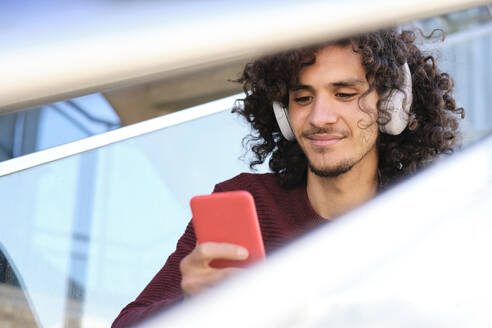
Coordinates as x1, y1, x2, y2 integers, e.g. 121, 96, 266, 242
181, 191, 265, 296
179, 242, 248, 296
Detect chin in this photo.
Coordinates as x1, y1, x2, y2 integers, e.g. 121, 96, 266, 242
308, 161, 354, 178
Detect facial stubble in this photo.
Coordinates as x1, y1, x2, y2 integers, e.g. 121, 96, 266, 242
303, 132, 378, 178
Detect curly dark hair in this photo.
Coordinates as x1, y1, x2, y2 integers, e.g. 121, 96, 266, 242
232, 28, 465, 189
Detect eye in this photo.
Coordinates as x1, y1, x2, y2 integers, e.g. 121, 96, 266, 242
294, 96, 313, 105
336, 93, 357, 99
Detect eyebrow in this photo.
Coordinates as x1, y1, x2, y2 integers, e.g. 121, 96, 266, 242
292, 78, 366, 91
332, 79, 366, 87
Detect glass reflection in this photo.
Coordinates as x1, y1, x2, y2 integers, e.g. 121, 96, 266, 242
0, 95, 267, 327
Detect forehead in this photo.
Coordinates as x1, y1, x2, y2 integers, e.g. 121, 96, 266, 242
298, 45, 366, 83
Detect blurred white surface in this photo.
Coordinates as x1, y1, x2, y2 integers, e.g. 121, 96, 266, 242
141, 135, 492, 328
1, 0, 488, 112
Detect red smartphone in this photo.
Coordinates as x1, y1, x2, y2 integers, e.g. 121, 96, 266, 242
190, 190, 266, 268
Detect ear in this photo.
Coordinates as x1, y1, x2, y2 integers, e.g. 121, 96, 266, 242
379, 62, 412, 135
272, 102, 296, 141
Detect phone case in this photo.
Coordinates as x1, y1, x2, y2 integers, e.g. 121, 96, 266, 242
190, 190, 266, 268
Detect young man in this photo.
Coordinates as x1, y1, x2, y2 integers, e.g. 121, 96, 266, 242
112, 28, 463, 327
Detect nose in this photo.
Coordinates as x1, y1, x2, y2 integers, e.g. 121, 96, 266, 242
307, 95, 339, 128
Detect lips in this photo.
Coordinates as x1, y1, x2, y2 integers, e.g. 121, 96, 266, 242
306, 134, 344, 147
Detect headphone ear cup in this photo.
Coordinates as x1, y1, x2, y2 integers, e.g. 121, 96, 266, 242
379, 62, 412, 135
273, 102, 296, 141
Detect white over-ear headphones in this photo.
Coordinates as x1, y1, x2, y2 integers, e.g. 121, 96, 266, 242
379, 62, 412, 135
272, 101, 296, 141
272, 62, 412, 140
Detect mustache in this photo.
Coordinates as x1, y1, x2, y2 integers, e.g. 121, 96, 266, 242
301, 127, 348, 138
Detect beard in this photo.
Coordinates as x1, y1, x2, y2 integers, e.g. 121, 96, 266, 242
300, 127, 356, 177
299, 125, 377, 178
307, 158, 354, 177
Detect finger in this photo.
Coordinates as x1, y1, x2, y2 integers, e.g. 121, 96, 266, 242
181, 262, 246, 296
181, 267, 243, 296
181, 272, 211, 296
196, 268, 244, 292
192, 242, 249, 264
217, 267, 244, 278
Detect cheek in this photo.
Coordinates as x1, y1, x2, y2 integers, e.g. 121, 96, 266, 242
288, 108, 305, 132
360, 124, 378, 145
367, 92, 380, 121
352, 94, 379, 132
350, 110, 379, 145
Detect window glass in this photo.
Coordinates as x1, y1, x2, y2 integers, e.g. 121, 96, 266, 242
0, 96, 267, 327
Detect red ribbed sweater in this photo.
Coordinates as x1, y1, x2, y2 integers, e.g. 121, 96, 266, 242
112, 173, 326, 327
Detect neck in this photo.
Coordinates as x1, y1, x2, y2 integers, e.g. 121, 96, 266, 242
306, 149, 379, 220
